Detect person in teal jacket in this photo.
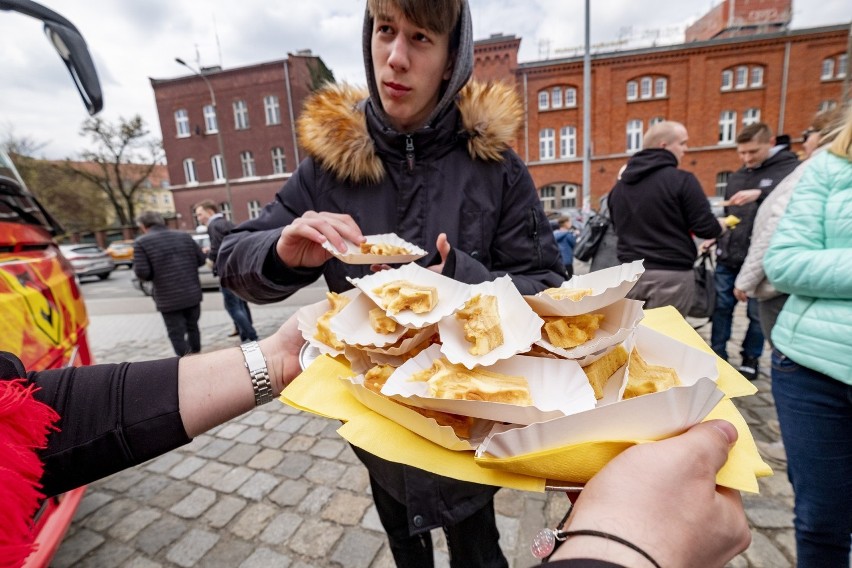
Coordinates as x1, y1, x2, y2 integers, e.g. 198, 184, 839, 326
763, 104, 852, 568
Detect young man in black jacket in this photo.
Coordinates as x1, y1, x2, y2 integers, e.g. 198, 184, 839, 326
607, 121, 723, 315
709, 123, 799, 379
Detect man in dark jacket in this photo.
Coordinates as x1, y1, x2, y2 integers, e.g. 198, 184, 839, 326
194, 200, 257, 343
608, 121, 723, 315
710, 122, 799, 379
133, 211, 206, 356
217, 1, 562, 565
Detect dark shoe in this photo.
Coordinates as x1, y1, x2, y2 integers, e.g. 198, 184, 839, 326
738, 357, 759, 381
228, 328, 239, 337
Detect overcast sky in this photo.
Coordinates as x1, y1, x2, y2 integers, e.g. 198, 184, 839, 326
1, 0, 848, 160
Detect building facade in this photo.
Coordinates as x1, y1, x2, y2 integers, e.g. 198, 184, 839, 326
474, 15, 849, 212
150, 51, 332, 229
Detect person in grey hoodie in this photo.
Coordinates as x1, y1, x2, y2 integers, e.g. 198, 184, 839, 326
217, 1, 562, 565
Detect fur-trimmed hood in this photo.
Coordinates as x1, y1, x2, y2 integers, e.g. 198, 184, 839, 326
296, 81, 523, 184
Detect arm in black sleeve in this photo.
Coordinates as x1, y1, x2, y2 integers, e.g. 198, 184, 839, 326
682, 174, 723, 240
132, 240, 152, 281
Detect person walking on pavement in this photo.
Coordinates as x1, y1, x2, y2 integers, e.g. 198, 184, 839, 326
194, 200, 258, 343
133, 211, 206, 356
607, 121, 724, 316
553, 217, 577, 278
708, 122, 799, 380
217, 0, 563, 565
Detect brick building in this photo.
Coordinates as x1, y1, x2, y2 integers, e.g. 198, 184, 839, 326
474, 1, 849, 212
150, 51, 332, 229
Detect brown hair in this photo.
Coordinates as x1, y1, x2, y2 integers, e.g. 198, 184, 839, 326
367, 0, 462, 44
736, 122, 772, 144
194, 199, 218, 213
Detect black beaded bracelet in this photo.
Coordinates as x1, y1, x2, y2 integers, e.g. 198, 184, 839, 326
556, 529, 662, 568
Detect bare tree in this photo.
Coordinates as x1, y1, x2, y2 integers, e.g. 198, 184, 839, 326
64, 115, 164, 226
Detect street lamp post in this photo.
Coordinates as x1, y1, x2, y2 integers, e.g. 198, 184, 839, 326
175, 57, 233, 219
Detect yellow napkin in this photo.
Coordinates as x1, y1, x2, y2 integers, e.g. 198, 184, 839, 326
281, 306, 771, 493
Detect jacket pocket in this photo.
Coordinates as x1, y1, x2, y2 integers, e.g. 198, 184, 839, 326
460, 208, 486, 263
771, 349, 801, 374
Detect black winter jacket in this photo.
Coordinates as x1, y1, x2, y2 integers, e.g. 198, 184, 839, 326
133, 226, 206, 312
608, 148, 722, 270
716, 148, 799, 268
206, 214, 235, 276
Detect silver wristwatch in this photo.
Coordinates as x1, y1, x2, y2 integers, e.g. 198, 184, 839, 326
240, 341, 274, 406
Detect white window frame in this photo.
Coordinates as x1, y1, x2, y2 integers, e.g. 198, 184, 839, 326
715, 172, 731, 197
719, 110, 737, 144
750, 66, 763, 87
565, 87, 577, 107
271, 147, 286, 174
640, 77, 652, 99
626, 81, 638, 101
240, 150, 256, 177
264, 95, 281, 125
233, 100, 249, 130
538, 91, 549, 110
203, 104, 218, 133
821, 58, 835, 80
721, 70, 733, 91
220, 202, 232, 221
654, 77, 667, 97
551, 87, 562, 109
211, 154, 225, 181
560, 184, 578, 208
560, 126, 577, 158
174, 109, 190, 138
735, 66, 748, 89
539, 128, 555, 160
819, 100, 837, 113
650, 116, 665, 127
743, 108, 761, 126
248, 200, 262, 220
626, 119, 643, 153
540, 185, 557, 211
837, 55, 848, 79
182, 158, 197, 184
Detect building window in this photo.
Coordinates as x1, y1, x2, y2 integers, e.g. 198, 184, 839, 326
174, 109, 190, 138
654, 78, 667, 97
821, 58, 835, 80
640, 77, 652, 99
626, 81, 638, 101
539, 128, 555, 160
248, 200, 262, 219
750, 67, 763, 87
183, 158, 197, 184
203, 104, 218, 133
735, 66, 748, 89
743, 108, 761, 126
162, 193, 171, 205
271, 147, 287, 174
540, 185, 556, 211
819, 100, 837, 112
565, 87, 577, 107
220, 202, 232, 221
715, 172, 731, 197
211, 154, 225, 181
626, 119, 643, 153
650, 116, 665, 126
560, 184, 578, 208
721, 70, 733, 91
551, 87, 562, 109
838, 54, 848, 79
240, 151, 256, 177
538, 91, 549, 110
560, 126, 577, 158
719, 110, 737, 144
233, 100, 249, 130
264, 95, 281, 125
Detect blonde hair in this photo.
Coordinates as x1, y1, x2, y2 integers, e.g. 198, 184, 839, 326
828, 105, 852, 162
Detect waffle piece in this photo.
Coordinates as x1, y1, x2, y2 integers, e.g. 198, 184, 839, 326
542, 287, 594, 301
623, 348, 681, 399
369, 307, 398, 334
373, 280, 438, 315
542, 313, 605, 349
411, 358, 533, 406
314, 291, 351, 350
455, 294, 504, 355
360, 242, 411, 255
581, 345, 629, 399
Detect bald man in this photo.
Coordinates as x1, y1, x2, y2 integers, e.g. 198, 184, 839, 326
607, 121, 724, 315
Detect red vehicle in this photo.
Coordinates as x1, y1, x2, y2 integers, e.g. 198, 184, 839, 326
0, 1, 103, 565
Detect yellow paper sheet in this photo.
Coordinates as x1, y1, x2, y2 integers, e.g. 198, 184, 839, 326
281, 306, 771, 493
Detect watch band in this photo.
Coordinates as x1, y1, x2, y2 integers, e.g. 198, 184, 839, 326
240, 341, 274, 406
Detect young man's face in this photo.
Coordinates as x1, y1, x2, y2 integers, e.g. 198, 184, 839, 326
194, 206, 212, 226
737, 139, 773, 169
371, 4, 453, 132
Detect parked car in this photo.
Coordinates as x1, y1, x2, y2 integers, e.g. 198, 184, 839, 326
106, 239, 135, 267
59, 244, 115, 281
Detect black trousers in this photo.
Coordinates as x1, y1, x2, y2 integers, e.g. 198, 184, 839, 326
161, 304, 201, 356
369, 475, 508, 568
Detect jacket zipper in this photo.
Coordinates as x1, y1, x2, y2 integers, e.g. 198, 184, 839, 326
528, 208, 543, 267
405, 135, 415, 171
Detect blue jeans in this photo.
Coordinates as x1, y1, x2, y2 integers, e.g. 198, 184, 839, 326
710, 262, 764, 361
772, 349, 852, 567
222, 287, 257, 342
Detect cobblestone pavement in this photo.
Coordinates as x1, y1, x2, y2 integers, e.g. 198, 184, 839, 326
54, 299, 797, 567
